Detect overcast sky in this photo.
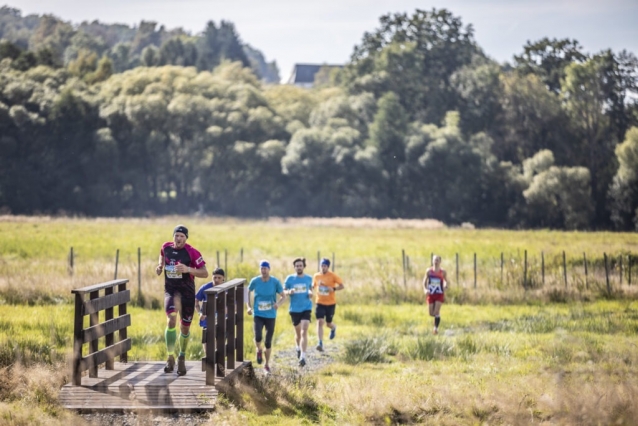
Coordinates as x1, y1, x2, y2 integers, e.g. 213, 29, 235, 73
8, 0, 638, 82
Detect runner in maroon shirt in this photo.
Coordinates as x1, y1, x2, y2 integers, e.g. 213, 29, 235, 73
155, 225, 208, 376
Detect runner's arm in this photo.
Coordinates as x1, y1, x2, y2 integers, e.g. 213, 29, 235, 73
155, 254, 164, 275
245, 288, 253, 315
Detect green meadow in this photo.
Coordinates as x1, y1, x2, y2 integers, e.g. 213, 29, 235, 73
1, 216, 637, 425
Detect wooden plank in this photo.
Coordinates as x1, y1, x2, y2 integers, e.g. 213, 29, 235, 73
118, 281, 128, 364
82, 290, 130, 315
81, 315, 132, 343
72, 279, 129, 295
80, 339, 132, 371
105, 286, 114, 370
204, 278, 246, 294
73, 293, 84, 385
60, 361, 251, 412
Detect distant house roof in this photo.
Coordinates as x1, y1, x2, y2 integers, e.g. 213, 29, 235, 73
287, 63, 343, 87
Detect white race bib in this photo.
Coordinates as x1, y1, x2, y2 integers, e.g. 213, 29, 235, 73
294, 284, 307, 293
165, 265, 181, 279
258, 301, 273, 311
319, 286, 330, 296
428, 277, 442, 293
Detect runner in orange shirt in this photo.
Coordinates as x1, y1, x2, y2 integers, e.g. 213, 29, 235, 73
313, 258, 344, 351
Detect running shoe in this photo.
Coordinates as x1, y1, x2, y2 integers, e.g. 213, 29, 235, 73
298, 358, 306, 367
315, 343, 323, 352
257, 349, 263, 364
177, 355, 187, 376
264, 365, 271, 374
433, 328, 438, 335
164, 355, 175, 373
329, 326, 337, 340
296, 349, 301, 359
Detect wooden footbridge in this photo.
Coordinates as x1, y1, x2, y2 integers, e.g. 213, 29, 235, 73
59, 278, 252, 412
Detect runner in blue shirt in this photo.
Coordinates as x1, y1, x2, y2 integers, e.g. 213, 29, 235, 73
284, 257, 313, 367
246, 260, 285, 374
195, 267, 226, 356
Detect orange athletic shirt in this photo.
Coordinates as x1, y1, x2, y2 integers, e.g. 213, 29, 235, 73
313, 271, 342, 306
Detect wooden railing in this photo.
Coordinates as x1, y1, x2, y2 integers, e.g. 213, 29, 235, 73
201, 278, 246, 385
71, 279, 132, 385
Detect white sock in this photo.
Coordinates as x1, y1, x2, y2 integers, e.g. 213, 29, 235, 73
295, 346, 300, 351
300, 352, 306, 359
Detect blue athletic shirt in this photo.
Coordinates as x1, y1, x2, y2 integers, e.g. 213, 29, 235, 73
284, 274, 313, 313
249, 276, 283, 319
195, 282, 214, 328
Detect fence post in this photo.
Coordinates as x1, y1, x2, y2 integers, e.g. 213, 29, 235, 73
224, 249, 228, 273
137, 247, 141, 297
455, 253, 459, 286
317, 251, 320, 272
629, 254, 632, 286
69, 247, 74, 276
114, 249, 120, 280
473, 253, 477, 289
500, 252, 504, 284
619, 254, 623, 285
332, 252, 335, 272
604, 252, 611, 295
524, 250, 528, 289
541, 252, 545, 285
240, 248, 243, 263
563, 251, 567, 289
583, 252, 589, 289
402, 249, 406, 291
216, 251, 220, 268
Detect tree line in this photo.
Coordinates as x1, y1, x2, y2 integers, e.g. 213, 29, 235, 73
0, 7, 637, 230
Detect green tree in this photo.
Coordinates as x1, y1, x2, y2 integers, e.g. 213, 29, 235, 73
345, 8, 479, 124
608, 127, 638, 229
514, 38, 586, 93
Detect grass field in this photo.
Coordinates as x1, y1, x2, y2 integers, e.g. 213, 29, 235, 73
1, 216, 638, 425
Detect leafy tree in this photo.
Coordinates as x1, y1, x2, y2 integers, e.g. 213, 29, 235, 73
345, 8, 479, 124
522, 150, 593, 229
608, 127, 638, 229
514, 38, 586, 93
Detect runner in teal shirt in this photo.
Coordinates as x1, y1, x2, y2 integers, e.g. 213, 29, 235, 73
283, 257, 313, 367
246, 260, 284, 374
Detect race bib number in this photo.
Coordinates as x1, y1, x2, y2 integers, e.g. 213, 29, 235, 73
258, 301, 273, 311
165, 265, 181, 279
294, 284, 307, 293
319, 286, 331, 296
428, 277, 442, 293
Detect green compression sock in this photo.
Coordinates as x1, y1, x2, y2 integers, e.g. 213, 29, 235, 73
165, 327, 177, 355
178, 332, 190, 356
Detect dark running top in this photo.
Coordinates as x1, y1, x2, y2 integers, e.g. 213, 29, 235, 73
160, 242, 206, 286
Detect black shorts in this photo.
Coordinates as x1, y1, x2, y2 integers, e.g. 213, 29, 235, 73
253, 316, 276, 349
290, 310, 312, 326
164, 282, 196, 326
315, 304, 336, 323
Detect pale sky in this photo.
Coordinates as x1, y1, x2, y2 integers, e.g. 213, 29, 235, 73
8, 0, 638, 82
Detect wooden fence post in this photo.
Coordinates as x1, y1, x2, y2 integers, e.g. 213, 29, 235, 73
216, 251, 220, 268
583, 252, 589, 289
114, 249, 120, 280
563, 251, 567, 289
240, 248, 243, 263
317, 251, 320, 271
137, 247, 141, 297
619, 255, 623, 285
629, 254, 632, 286
224, 249, 228, 273
524, 250, 528, 289
455, 253, 459, 286
69, 247, 74, 276
604, 252, 611, 295
500, 252, 504, 284
541, 251, 545, 285
402, 249, 406, 290
473, 253, 477, 289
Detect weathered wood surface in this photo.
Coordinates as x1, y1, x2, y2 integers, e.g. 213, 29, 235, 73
60, 360, 250, 412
